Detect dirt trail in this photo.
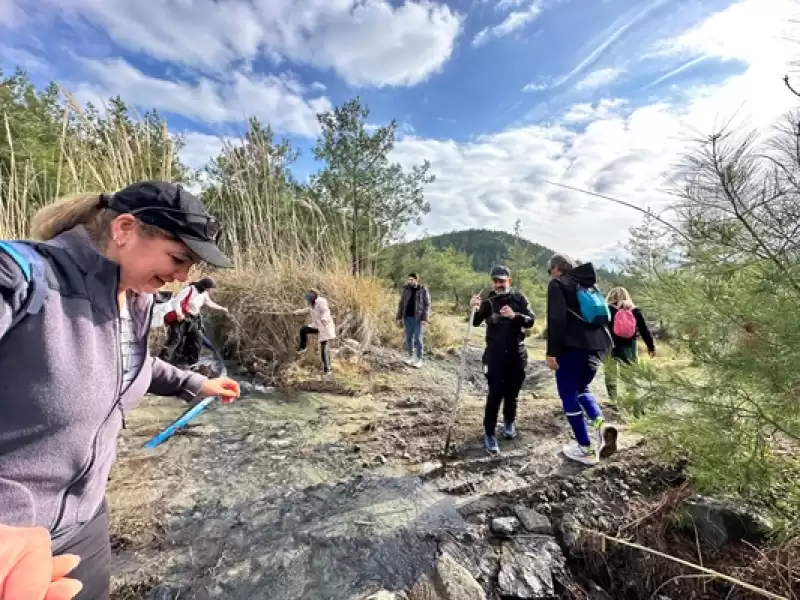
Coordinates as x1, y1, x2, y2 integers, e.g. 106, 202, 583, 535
108, 334, 640, 599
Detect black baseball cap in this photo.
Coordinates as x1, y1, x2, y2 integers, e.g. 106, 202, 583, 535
103, 180, 233, 269
490, 265, 511, 280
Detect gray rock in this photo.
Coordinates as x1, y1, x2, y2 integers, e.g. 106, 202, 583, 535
497, 538, 564, 599
149, 585, 186, 600
513, 506, 552, 535
364, 592, 397, 600
490, 517, 520, 536
408, 552, 486, 600
683, 494, 773, 547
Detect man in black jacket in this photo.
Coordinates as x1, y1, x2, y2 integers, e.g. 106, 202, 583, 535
546, 253, 617, 465
470, 265, 535, 455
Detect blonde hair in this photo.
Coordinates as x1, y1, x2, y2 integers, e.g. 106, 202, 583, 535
606, 286, 634, 309
31, 192, 166, 244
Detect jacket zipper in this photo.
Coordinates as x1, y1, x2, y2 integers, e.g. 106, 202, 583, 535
50, 272, 124, 534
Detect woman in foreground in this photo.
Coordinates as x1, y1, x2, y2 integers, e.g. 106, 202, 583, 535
0, 181, 241, 599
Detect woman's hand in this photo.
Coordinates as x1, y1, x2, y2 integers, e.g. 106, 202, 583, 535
0, 525, 82, 600
200, 377, 241, 404
545, 356, 559, 371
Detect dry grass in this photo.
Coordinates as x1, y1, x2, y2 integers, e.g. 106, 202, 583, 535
211, 260, 395, 381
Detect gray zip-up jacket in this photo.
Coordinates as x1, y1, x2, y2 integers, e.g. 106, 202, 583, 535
0, 226, 206, 545
396, 284, 431, 322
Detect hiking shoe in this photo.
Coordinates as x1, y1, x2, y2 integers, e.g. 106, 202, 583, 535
503, 422, 517, 439
562, 443, 599, 466
485, 435, 500, 455
599, 425, 618, 459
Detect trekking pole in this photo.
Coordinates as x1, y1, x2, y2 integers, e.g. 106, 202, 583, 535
442, 303, 479, 460
145, 335, 227, 449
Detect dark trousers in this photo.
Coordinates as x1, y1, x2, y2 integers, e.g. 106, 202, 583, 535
159, 315, 203, 366
52, 501, 111, 600
483, 352, 526, 437
299, 326, 331, 373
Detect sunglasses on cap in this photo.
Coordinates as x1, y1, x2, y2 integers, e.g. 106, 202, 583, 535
126, 206, 222, 243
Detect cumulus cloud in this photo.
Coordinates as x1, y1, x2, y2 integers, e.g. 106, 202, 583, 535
71, 58, 331, 137
473, 0, 542, 47
25, 0, 463, 88
395, 0, 798, 261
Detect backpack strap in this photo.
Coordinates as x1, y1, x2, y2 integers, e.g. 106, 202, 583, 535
0, 241, 49, 331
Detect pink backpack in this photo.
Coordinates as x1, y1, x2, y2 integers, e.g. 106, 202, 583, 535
612, 307, 637, 339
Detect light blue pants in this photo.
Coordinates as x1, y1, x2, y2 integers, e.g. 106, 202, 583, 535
404, 316, 424, 359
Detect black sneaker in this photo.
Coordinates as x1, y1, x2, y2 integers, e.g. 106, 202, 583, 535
503, 422, 517, 439
485, 434, 500, 455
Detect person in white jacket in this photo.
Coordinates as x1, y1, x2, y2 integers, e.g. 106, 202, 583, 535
294, 288, 336, 375
159, 276, 228, 366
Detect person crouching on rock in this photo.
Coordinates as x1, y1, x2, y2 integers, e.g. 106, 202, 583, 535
294, 288, 336, 376
0, 180, 241, 600
545, 253, 617, 466
159, 276, 228, 367
470, 265, 535, 455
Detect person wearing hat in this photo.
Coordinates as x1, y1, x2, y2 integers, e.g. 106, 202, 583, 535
0, 181, 241, 599
293, 288, 336, 376
469, 265, 535, 455
159, 276, 229, 367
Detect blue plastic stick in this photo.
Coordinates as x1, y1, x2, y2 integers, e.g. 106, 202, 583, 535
144, 335, 227, 449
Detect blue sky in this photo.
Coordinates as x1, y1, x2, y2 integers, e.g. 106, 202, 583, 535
0, 0, 797, 263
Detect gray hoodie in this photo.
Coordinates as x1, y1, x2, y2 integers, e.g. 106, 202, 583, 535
0, 226, 206, 545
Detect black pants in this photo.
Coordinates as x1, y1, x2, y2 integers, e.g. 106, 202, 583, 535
299, 326, 331, 373
483, 352, 527, 437
52, 501, 111, 600
160, 315, 203, 366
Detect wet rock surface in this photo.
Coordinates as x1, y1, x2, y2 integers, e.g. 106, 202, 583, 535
108, 337, 676, 600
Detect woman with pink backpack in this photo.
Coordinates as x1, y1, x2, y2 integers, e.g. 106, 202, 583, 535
605, 287, 656, 407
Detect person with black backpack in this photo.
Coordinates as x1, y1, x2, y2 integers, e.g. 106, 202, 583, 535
469, 265, 535, 455
546, 254, 617, 465
605, 286, 655, 410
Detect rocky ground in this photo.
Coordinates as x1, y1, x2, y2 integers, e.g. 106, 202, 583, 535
107, 323, 779, 600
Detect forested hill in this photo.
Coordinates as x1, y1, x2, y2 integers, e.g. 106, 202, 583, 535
414, 229, 553, 273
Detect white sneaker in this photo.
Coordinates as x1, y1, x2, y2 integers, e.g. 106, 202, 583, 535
562, 443, 599, 466
404, 357, 416, 366
412, 358, 424, 369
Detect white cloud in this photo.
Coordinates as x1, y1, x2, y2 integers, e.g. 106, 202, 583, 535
473, 0, 542, 47
575, 67, 624, 90
394, 0, 799, 260
654, 0, 796, 66
0, 0, 23, 27
523, 81, 549, 92
180, 132, 232, 172
32, 0, 463, 88
71, 58, 331, 137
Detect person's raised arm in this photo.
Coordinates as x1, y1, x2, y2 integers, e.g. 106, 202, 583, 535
203, 295, 228, 312
472, 296, 491, 327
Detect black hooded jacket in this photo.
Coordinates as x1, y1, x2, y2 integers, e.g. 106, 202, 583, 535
546, 262, 613, 357
473, 289, 535, 359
